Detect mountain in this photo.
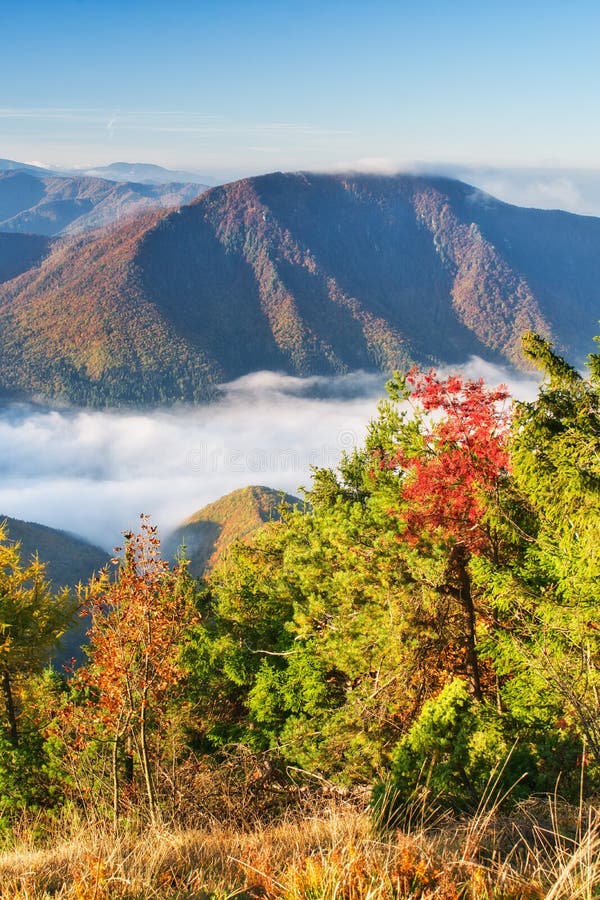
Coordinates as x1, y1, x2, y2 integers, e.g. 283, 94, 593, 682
77, 162, 214, 186
164, 485, 301, 575
0, 232, 53, 284
0, 158, 214, 187
1, 171, 599, 404
0, 168, 206, 236
1, 515, 109, 589
1, 515, 110, 663
0, 158, 55, 176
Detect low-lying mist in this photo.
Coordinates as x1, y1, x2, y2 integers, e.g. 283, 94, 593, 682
0, 363, 540, 552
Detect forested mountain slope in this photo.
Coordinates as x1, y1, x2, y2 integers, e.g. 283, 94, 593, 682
1, 172, 599, 404
0, 515, 110, 662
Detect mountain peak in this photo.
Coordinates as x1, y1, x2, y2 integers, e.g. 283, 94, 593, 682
165, 485, 301, 575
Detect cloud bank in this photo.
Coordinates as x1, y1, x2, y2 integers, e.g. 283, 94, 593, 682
0, 363, 540, 552
330, 159, 600, 217
417, 163, 600, 217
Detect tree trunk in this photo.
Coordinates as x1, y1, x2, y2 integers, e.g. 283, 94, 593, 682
124, 734, 134, 784
111, 733, 120, 824
2, 669, 18, 745
139, 698, 157, 826
452, 544, 483, 701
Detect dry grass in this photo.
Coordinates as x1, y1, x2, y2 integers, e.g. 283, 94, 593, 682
0, 798, 599, 899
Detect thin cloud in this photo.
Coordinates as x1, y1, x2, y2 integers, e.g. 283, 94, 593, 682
416, 162, 600, 216
0, 107, 352, 139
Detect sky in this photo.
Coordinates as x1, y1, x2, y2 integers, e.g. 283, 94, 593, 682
3, 0, 600, 207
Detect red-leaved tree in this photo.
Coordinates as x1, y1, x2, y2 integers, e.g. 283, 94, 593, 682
384, 369, 511, 699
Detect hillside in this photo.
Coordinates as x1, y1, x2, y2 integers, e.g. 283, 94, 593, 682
1, 515, 109, 589
0, 232, 53, 284
1, 172, 600, 404
1, 515, 110, 662
0, 168, 206, 236
164, 485, 301, 575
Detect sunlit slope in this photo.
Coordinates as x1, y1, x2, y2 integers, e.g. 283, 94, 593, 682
164, 485, 301, 575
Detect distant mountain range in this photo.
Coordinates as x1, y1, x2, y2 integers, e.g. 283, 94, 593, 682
74, 162, 215, 186
0, 170, 599, 404
0, 166, 207, 237
0, 158, 214, 186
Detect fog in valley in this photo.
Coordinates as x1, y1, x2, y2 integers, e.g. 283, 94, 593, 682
0, 362, 540, 552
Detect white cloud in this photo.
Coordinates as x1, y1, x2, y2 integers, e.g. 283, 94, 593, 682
326, 158, 600, 217
0, 363, 540, 552
330, 157, 400, 174
0, 372, 381, 550
438, 356, 541, 401
419, 163, 600, 217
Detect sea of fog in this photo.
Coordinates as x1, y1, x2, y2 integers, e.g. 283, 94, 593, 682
0, 362, 540, 552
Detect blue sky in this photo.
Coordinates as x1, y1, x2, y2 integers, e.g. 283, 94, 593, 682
2, 0, 600, 191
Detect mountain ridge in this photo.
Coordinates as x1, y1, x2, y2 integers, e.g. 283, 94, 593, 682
0, 167, 207, 236
0, 171, 599, 405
